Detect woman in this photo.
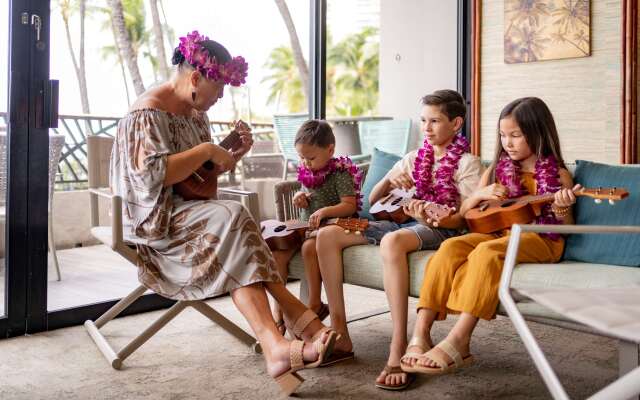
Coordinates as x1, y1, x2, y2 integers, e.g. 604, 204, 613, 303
110, 31, 335, 396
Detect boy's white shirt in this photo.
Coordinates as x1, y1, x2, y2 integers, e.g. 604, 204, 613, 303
383, 150, 483, 203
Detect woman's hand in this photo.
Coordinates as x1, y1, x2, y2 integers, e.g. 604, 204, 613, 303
388, 171, 414, 190
293, 191, 311, 209
231, 120, 253, 160
473, 183, 508, 202
553, 184, 580, 208
308, 207, 327, 229
208, 143, 236, 172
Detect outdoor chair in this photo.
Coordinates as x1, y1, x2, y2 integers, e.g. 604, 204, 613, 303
273, 114, 307, 180
84, 135, 261, 370
355, 118, 411, 160
0, 132, 65, 281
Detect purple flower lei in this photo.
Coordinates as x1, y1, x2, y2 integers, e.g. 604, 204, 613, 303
297, 157, 365, 211
495, 152, 562, 239
178, 31, 248, 86
412, 133, 470, 208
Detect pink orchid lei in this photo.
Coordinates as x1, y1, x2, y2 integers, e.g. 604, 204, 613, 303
178, 31, 248, 86
412, 133, 470, 208
297, 157, 365, 211
495, 152, 562, 240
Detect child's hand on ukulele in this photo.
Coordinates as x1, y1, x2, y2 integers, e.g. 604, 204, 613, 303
553, 184, 581, 208
474, 183, 508, 201
293, 191, 311, 209
308, 207, 327, 229
388, 171, 414, 190
402, 199, 425, 220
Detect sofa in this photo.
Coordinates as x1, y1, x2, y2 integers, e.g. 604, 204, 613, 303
273, 157, 640, 378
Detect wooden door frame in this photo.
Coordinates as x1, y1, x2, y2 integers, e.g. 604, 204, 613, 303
470, 0, 638, 164
621, 0, 638, 164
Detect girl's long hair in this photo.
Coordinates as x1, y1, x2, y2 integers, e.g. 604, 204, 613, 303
487, 97, 566, 182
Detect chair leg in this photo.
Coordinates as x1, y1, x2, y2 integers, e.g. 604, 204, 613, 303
190, 301, 261, 353
48, 212, 61, 281
618, 341, 640, 400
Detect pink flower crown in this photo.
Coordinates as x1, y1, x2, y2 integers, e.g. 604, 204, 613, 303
178, 31, 248, 86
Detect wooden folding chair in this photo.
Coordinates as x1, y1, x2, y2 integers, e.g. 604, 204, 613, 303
84, 135, 262, 370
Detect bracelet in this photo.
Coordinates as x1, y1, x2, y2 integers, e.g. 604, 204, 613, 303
551, 203, 571, 218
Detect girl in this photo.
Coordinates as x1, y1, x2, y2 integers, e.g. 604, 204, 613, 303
401, 97, 579, 376
271, 120, 363, 335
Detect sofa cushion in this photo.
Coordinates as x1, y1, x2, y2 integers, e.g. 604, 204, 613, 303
359, 147, 401, 220
564, 160, 640, 267
288, 245, 640, 321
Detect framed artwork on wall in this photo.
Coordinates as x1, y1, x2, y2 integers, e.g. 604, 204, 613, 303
504, 0, 591, 64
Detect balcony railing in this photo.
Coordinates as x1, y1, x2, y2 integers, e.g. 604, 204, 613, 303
0, 112, 276, 190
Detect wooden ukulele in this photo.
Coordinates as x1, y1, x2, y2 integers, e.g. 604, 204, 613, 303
369, 188, 456, 226
465, 186, 629, 234
173, 121, 247, 201
261, 217, 369, 251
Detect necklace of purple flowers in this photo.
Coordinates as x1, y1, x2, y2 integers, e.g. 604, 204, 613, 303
297, 157, 365, 211
412, 133, 470, 208
495, 152, 562, 239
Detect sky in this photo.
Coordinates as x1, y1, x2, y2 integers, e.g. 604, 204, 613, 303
0, 1, 377, 122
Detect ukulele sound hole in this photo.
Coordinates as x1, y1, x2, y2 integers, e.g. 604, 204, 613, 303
274, 225, 286, 233
391, 198, 402, 206
500, 200, 516, 208
202, 161, 215, 170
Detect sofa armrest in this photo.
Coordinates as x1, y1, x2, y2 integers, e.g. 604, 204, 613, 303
218, 187, 261, 222
274, 180, 302, 221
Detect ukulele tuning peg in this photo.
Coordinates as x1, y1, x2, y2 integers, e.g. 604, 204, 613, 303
594, 199, 602, 204
432, 222, 439, 227
344, 229, 350, 234
355, 231, 361, 236
609, 199, 615, 205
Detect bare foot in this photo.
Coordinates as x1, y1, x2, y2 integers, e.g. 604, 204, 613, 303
400, 336, 433, 368
333, 331, 353, 354
376, 365, 409, 387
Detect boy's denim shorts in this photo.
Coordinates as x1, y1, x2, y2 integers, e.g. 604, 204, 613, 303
364, 220, 459, 250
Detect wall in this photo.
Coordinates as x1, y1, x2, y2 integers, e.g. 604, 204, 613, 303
480, 0, 622, 164
379, 0, 458, 149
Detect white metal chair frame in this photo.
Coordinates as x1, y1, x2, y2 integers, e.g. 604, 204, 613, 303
84, 136, 261, 370
499, 224, 640, 400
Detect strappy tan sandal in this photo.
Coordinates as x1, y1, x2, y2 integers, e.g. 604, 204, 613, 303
375, 365, 416, 391
412, 339, 474, 375
274, 310, 337, 395
400, 336, 432, 373
285, 307, 334, 341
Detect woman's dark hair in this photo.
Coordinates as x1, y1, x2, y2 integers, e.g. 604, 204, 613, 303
487, 97, 566, 181
295, 120, 335, 148
171, 39, 232, 68
420, 89, 467, 121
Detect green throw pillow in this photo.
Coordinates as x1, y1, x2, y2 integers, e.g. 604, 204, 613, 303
359, 147, 402, 220
564, 160, 640, 267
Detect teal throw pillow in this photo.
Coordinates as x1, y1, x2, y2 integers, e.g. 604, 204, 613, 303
359, 147, 402, 220
564, 160, 640, 267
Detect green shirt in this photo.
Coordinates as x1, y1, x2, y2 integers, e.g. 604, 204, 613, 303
299, 171, 356, 221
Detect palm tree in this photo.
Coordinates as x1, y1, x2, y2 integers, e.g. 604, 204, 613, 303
108, 0, 146, 95
261, 46, 306, 112
274, 0, 309, 100
149, 0, 169, 80
57, 0, 90, 114
328, 27, 379, 116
